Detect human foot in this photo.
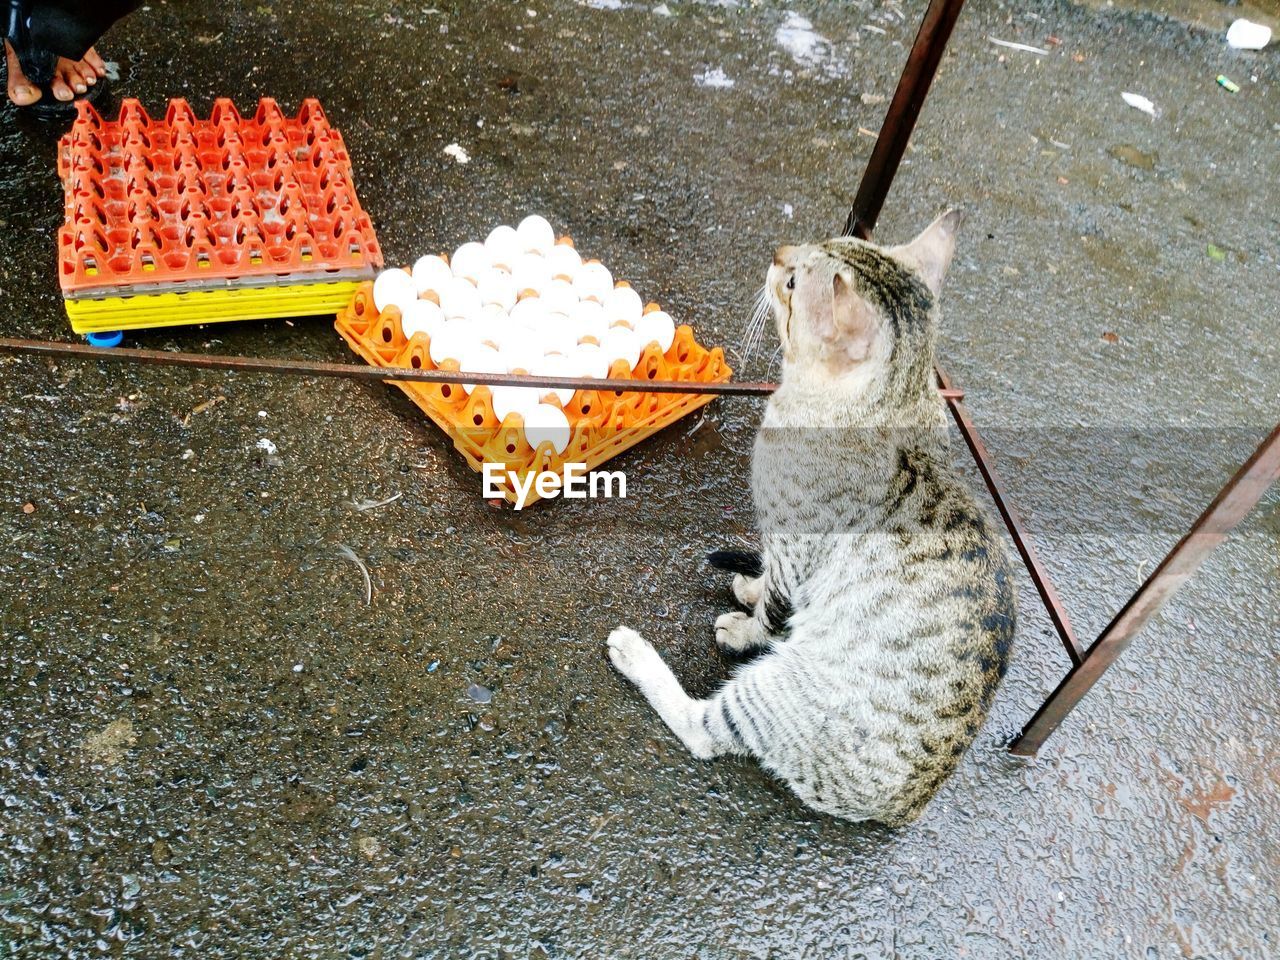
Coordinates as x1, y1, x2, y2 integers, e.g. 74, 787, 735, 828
6, 39, 106, 105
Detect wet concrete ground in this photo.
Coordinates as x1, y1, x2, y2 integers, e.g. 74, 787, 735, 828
2, 0, 1278, 956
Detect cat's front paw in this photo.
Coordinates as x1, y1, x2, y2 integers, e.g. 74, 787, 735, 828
715, 611, 765, 653
607, 626, 665, 683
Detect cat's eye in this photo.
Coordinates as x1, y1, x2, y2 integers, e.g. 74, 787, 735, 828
785, 275, 796, 291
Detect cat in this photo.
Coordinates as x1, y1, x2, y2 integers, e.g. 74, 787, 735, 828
606, 211, 1016, 827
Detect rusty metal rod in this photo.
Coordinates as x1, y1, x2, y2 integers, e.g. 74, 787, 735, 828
936, 367, 1082, 664
1009, 421, 1280, 757
844, 0, 968, 239
0, 336, 768, 396
0, 335, 969, 400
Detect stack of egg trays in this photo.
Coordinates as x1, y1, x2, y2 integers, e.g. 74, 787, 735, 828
334, 281, 733, 506
57, 97, 382, 334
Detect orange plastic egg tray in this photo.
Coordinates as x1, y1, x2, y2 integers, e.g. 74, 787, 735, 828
57, 97, 382, 296
334, 280, 732, 506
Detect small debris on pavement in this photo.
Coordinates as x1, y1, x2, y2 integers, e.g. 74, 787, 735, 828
22, 502, 35, 514
256, 438, 278, 455
693, 67, 734, 89
443, 143, 471, 164
1121, 92, 1157, 117
988, 36, 1050, 55
467, 683, 494, 704
335, 544, 373, 605
350, 492, 402, 512
181, 394, 224, 426
1216, 75, 1240, 93
1206, 243, 1227, 262
1226, 18, 1271, 50
1101, 331, 1119, 343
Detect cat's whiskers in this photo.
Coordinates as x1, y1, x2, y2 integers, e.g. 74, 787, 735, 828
736, 285, 772, 370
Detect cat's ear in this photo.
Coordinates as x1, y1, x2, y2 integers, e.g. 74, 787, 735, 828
831, 271, 878, 361
892, 208, 962, 296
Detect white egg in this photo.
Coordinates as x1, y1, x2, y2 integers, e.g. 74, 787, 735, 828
508, 296, 548, 330
522, 401, 572, 455
470, 314, 508, 352
569, 300, 609, 345
571, 343, 611, 381
439, 276, 482, 320
501, 340, 545, 376
411, 255, 453, 298
484, 225, 521, 270
459, 343, 507, 394
635, 309, 677, 353
539, 322, 579, 358
573, 261, 614, 303
373, 268, 418, 314
490, 384, 544, 423
400, 299, 446, 343
428, 319, 473, 366
476, 269, 517, 312
604, 285, 644, 326
516, 214, 556, 256
511, 253, 551, 298
450, 242, 491, 284
546, 243, 582, 281
541, 278, 579, 318
531, 353, 575, 407
601, 325, 642, 370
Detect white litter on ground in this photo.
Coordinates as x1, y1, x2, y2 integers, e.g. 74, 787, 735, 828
987, 36, 1050, 55
1226, 18, 1271, 50
351, 492, 403, 512
336, 544, 373, 606
443, 143, 471, 164
776, 12, 847, 77
255, 438, 277, 454
694, 67, 735, 89
1121, 92, 1158, 117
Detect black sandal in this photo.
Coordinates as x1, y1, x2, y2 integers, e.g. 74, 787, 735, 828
6, 0, 109, 119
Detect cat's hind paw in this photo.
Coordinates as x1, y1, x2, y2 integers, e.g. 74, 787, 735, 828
607, 626, 665, 683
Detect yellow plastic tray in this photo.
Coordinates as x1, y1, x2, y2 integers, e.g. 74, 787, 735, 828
64, 280, 365, 334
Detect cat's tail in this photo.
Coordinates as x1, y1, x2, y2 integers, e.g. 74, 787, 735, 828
706, 549, 763, 577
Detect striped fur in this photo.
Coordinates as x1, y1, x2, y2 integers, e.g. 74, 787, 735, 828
608, 212, 1016, 826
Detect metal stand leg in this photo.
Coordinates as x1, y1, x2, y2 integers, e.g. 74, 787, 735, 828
1009, 423, 1280, 756
845, 0, 1280, 756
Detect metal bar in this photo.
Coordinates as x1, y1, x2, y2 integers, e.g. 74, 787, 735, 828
936, 366, 1083, 663
0, 336, 769, 397
0, 334, 970, 400
1010, 422, 1280, 756
843, 0, 969, 239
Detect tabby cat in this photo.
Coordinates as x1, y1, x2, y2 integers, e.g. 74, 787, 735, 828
606, 211, 1016, 826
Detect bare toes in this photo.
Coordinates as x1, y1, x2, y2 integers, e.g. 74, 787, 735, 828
57, 59, 87, 94
5, 39, 41, 105
82, 46, 107, 78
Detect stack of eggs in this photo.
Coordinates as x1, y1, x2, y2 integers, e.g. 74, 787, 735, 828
369, 215, 678, 455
